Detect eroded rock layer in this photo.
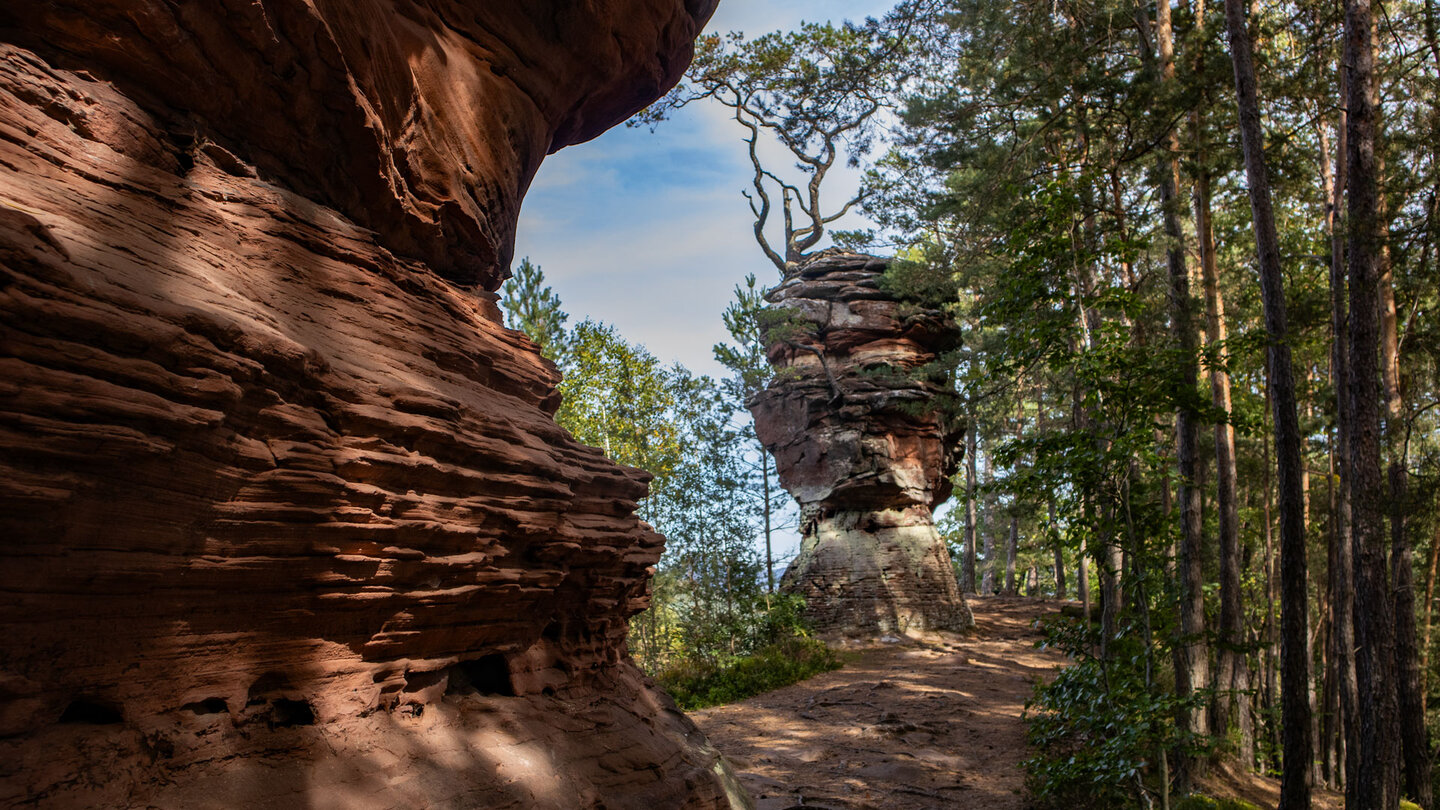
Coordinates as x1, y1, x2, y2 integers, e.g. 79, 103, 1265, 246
751, 251, 971, 637
0, 2, 749, 808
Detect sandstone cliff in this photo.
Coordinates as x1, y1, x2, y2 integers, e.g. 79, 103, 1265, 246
751, 251, 972, 637
0, 2, 750, 808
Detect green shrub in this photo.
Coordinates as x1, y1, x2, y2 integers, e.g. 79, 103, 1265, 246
657, 636, 842, 710
1023, 617, 1209, 808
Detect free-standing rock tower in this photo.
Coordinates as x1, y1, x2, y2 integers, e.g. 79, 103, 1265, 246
0, 2, 751, 808
751, 251, 972, 636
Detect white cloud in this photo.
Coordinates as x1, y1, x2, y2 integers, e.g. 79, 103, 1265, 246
511, 0, 899, 566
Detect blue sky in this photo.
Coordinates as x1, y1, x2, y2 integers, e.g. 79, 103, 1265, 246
513, 0, 896, 380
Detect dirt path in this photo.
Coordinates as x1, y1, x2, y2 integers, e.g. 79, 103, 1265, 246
691, 596, 1068, 810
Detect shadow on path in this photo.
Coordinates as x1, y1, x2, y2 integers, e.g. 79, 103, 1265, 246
691, 596, 1070, 810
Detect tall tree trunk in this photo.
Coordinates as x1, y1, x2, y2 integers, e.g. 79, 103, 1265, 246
1051, 497, 1066, 599
763, 453, 775, 593
1006, 514, 1019, 596
1139, 2, 1208, 774
1223, 3, 1314, 805
982, 450, 996, 594
1324, 433, 1346, 788
1006, 396, 1024, 596
1320, 76, 1361, 800
1425, 521, 1440, 690
1069, 220, 1105, 639
1344, 0, 1401, 803
964, 420, 979, 594
1383, 248, 1429, 806
1198, 116, 1250, 765
1261, 429, 1281, 774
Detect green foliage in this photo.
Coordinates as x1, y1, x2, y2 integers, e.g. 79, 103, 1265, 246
712, 274, 771, 403
503, 270, 808, 677
1024, 617, 1208, 809
711, 274, 795, 594
499, 258, 568, 361
556, 320, 681, 513
657, 633, 842, 711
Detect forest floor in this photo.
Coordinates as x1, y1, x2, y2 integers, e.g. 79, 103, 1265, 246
692, 594, 1340, 810
691, 595, 1065, 809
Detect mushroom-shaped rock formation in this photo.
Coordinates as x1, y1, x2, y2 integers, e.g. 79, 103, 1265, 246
0, 2, 752, 808
750, 251, 972, 637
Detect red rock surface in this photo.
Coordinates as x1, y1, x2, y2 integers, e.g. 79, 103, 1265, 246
0, 2, 751, 808
751, 251, 971, 637
0, 0, 709, 287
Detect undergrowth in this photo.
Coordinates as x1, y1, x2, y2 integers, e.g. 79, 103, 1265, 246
657, 635, 842, 710
1023, 614, 1208, 808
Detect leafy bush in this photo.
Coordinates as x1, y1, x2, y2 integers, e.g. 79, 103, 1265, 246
1023, 617, 1208, 809
657, 635, 842, 710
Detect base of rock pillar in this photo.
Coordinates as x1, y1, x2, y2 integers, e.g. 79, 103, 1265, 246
782, 507, 972, 637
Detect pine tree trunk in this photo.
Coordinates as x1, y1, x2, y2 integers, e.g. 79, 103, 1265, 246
1321, 75, 1361, 800
1006, 398, 1024, 596
1425, 522, 1440, 688
1223, 3, 1313, 804
763, 454, 775, 594
1051, 498, 1066, 599
1383, 252, 1430, 806
1344, 0, 1401, 803
1324, 436, 1345, 788
964, 421, 979, 594
1141, 1, 1208, 773
982, 452, 996, 595
1006, 515, 1019, 596
1198, 135, 1250, 765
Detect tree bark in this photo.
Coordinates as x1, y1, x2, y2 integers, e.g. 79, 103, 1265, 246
1051, 497, 1066, 599
1006, 514, 1019, 596
982, 448, 996, 594
1425, 521, 1440, 689
1343, 0, 1401, 804
763, 453, 775, 593
1383, 248, 1429, 806
1223, 3, 1313, 805
1320, 72, 1361, 801
1198, 113, 1250, 765
964, 420, 979, 594
1006, 397, 1024, 596
1140, 1, 1208, 775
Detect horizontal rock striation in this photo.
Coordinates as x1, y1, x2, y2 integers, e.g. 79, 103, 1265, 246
0, 0, 708, 287
0, 2, 749, 808
751, 251, 971, 637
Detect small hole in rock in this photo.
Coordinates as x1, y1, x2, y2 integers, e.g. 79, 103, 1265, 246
449, 654, 514, 697
182, 698, 229, 715
269, 698, 315, 728
59, 698, 123, 725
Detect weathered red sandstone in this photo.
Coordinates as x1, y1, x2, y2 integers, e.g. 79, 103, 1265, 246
751, 251, 972, 637
0, 2, 751, 808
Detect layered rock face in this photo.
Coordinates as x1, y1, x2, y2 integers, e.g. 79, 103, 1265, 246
0, 3, 750, 808
751, 252, 972, 637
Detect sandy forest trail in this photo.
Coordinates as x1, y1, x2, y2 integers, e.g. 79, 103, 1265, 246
691, 595, 1067, 809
